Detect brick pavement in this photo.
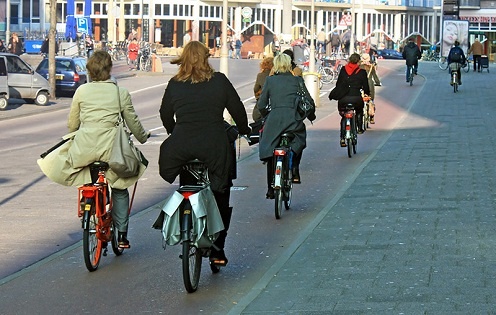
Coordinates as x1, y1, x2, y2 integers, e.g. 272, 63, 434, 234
229, 62, 496, 314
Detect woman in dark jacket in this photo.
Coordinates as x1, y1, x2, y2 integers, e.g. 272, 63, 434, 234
159, 41, 251, 266
257, 54, 316, 199
252, 56, 274, 121
329, 53, 370, 147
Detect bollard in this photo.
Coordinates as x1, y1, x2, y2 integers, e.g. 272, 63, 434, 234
152, 54, 163, 73
303, 72, 320, 107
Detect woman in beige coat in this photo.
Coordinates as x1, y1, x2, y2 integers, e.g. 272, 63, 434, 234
38, 51, 149, 248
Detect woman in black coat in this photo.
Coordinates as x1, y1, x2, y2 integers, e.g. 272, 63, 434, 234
257, 54, 316, 199
159, 41, 251, 266
329, 53, 370, 147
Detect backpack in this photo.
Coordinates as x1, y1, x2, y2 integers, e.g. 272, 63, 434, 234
450, 50, 461, 62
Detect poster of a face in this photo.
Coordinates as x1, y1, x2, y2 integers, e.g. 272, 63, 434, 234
441, 20, 469, 57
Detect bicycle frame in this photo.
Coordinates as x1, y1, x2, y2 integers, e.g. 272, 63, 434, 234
344, 104, 357, 158
272, 134, 294, 219
78, 171, 112, 241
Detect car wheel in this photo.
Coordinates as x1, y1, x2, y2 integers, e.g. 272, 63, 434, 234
0, 96, 7, 110
35, 91, 49, 106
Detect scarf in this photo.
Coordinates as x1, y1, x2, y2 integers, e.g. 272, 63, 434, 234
344, 63, 360, 76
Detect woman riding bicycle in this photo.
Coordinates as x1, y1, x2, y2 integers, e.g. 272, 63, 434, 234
329, 53, 370, 147
158, 41, 251, 267
37, 51, 150, 249
256, 53, 316, 199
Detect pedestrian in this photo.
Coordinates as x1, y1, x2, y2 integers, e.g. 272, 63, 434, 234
37, 51, 150, 249
127, 38, 139, 70
316, 28, 327, 57
183, 29, 192, 47
127, 28, 138, 41
85, 36, 94, 57
277, 49, 303, 77
360, 53, 378, 124
402, 37, 421, 83
330, 31, 341, 55
468, 38, 483, 72
40, 37, 49, 56
0, 39, 6, 53
228, 37, 235, 59
447, 40, 466, 86
271, 35, 281, 57
253, 57, 274, 121
158, 41, 251, 267
8, 33, 23, 55
235, 37, 242, 59
256, 53, 316, 197
328, 53, 370, 147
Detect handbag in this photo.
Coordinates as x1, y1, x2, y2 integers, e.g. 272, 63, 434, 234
295, 78, 315, 121
224, 120, 239, 143
109, 86, 142, 178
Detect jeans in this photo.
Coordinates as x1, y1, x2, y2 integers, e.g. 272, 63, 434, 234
406, 64, 418, 81
112, 188, 130, 233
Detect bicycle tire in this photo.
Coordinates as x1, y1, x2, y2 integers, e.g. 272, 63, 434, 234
454, 82, 458, 93
275, 188, 283, 219
284, 167, 292, 210
463, 62, 470, 73
347, 138, 352, 158
182, 240, 202, 293
82, 203, 102, 272
438, 57, 448, 70
111, 222, 124, 256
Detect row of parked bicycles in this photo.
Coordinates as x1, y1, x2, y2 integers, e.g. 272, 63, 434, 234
299, 56, 346, 88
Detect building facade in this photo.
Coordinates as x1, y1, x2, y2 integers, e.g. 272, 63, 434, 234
0, 0, 494, 56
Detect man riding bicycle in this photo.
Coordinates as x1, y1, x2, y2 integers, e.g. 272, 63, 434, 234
402, 37, 421, 83
447, 41, 467, 85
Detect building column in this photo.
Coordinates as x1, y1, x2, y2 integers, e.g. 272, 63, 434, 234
118, 0, 125, 41
234, 6, 242, 37
282, 0, 292, 35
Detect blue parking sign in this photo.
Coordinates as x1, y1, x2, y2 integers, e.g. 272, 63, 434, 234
77, 18, 88, 34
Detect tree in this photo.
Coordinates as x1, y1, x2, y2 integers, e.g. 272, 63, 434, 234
49, 0, 57, 98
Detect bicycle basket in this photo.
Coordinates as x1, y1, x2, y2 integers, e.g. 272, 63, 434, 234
449, 63, 460, 71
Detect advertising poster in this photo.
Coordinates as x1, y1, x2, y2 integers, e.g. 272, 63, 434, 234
441, 20, 469, 57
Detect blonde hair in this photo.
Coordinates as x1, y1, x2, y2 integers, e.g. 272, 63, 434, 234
272, 54, 292, 74
171, 41, 215, 83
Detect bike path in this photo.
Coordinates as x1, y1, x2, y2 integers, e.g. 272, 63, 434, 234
231, 63, 496, 314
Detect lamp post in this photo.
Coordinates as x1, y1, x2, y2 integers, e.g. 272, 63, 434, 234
6, 0, 11, 43
350, 0, 355, 55
219, 0, 228, 76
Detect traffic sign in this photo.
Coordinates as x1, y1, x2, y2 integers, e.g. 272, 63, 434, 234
339, 14, 352, 27
77, 18, 89, 34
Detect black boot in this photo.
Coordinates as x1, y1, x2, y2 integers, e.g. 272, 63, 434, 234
292, 152, 302, 184
118, 232, 130, 249
210, 206, 232, 266
357, 114, 364, 134
266, 159, 275, 199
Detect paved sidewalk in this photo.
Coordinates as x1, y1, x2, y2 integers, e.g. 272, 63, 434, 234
230, 63, 496, 314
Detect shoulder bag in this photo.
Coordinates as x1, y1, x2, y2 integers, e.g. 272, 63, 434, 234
295, 77, 315, 121
109, 86, 142, 178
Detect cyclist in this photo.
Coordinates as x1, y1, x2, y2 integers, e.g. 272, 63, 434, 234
329, 53, 370, 147
37, 51, 150, 249
360, 53, 377, 124
447, 40, 466, 86
159, 41, 251, 267
402, 37, 421, 83
256, 54, 316, 198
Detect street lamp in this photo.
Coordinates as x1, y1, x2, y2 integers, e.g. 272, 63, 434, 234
219, 0, 228, 77
6, 0, 11, 42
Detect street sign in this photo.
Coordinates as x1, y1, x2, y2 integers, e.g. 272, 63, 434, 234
77, 18, 89, 34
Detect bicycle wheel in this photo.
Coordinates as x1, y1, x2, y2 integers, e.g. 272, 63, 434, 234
347, 138, 352, 158
143, 59, 152, 72
82, 201, 102, 272
463, 62, 470, 73
438, 57, 448, 70
275, 188, 283, 219
111, 222, 124, 256
181, 201, 202, 293
320, 67, 334, 84
182, 241, 202, 293
284, 165, 292, 210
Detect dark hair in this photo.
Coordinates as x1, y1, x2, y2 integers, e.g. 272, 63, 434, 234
86, 50, 112, 81
348, 53, 361, 64
282, 49, 297, 69
454, 40, 460, 46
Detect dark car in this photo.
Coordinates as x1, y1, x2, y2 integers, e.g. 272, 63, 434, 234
376, 49, 403, 60
35, 56, 87, 95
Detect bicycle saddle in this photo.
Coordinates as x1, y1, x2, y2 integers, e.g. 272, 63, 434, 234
280, 133, 295, 140
89, 161, 109, 171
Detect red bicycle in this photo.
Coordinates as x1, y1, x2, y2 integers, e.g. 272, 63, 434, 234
78, 161, 136, 271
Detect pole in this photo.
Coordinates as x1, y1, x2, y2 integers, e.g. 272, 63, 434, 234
350, 0, 355, 56
220, 0, 230, 121
6, 0, 11, 43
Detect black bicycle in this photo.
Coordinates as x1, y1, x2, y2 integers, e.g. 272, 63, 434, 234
272, 133, 294, 219
343, 104, 358, 158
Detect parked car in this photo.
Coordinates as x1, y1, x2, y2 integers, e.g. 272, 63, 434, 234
35, 56, 88, 95
0, 52, 50, 109
376, 49, 403, 60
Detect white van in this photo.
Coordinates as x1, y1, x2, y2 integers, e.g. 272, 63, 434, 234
0, 58, 7, 110
0, 53, 50, 109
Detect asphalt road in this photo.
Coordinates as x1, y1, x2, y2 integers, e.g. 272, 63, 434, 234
0, 58, 425, 314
